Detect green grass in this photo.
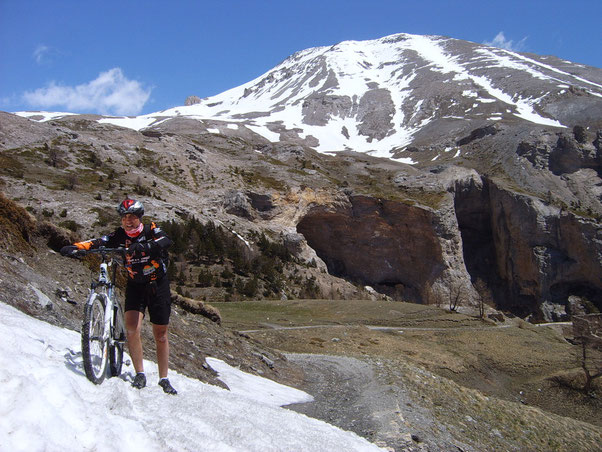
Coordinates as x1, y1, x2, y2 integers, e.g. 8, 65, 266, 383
212, 299, 484, 330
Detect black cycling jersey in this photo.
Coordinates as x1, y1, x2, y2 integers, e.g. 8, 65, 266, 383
75, 222, 171, 284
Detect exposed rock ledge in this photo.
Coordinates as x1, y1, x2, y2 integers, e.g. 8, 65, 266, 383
295, 169, 601, 319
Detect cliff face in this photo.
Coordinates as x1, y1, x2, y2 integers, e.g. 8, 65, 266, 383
487, 183, 602, 319
1, 111, 601, 320
297, 195, 457, 303
296, 173, 601, 320
453, 172, 601, 320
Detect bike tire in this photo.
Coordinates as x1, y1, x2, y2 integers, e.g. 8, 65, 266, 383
81, 293, 108, 384
109, 300, 124, 377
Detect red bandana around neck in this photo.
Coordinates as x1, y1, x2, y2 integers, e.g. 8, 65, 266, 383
125, 222, 144, 238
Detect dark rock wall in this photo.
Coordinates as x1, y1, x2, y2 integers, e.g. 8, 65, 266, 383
487, 183, 602, 318
298, 179, 602, 319
297, 195, 444, 302
453, 177, 508, 304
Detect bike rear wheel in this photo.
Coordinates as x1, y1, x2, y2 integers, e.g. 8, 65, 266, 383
82, 293, 108, 384
109, 342, 124, 377
109, 300, 124, 377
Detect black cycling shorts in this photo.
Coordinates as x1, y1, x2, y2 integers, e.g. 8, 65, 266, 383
125, 276, 172, 325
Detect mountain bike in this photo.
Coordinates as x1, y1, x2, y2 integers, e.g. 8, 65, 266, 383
76, 247, 127, 384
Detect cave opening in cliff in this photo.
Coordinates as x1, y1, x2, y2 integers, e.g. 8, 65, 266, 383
453, 179, 506, 306
296, 197, 431, 303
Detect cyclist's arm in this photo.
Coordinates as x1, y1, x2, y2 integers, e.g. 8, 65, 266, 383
74, 230, 122, 250
149, 222, 172, 251
74, 238, 101, 250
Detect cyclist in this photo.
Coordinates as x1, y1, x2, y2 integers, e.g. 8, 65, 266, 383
61, 198, 177, 395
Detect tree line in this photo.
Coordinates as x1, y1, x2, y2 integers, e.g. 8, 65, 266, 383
159, 217, 302, 300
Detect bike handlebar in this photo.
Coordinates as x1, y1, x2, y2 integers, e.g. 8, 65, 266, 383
73, 246, 127, 257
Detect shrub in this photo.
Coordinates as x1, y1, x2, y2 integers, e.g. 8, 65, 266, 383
0, 192, 36, 252
62, 173, 79, 190
573, 125, 587, 144
37, 220, 77, 252
59, 219, 80, 232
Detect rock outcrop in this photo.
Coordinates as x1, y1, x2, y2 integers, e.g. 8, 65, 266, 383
297, 191, 475, 305
454, 173, 602, 320
488, 183, 602, 319
295, 168, 602, 320
184, 95, 202, 106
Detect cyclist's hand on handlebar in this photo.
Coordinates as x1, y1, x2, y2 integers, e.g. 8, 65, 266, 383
127, 242, 149, 260
60, 245, 79, 257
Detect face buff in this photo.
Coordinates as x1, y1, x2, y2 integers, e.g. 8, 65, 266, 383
125, 222, 144, 238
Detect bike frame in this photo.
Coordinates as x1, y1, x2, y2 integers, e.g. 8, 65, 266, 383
88, 256, 114, 352
90, 255, 118, 350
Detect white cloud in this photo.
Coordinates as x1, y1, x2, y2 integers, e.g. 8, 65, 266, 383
22, 68, 152, 115
484, 32, 528, 52
33, 45, 50, 64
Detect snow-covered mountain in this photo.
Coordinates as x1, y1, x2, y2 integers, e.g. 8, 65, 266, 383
20, 32, 602, 162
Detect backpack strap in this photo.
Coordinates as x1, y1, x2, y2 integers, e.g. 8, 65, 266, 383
144, 222, 153, 238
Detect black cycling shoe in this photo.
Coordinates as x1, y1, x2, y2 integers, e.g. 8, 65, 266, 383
159, 378, 177, 395
132, 372, 146, 389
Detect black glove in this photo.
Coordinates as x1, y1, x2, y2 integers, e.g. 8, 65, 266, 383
60, 245, 78, 257
127, 242, 149, 260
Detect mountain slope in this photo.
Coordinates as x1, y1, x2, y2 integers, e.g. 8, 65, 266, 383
6, 31, 602, 319
2, 31, 602, 450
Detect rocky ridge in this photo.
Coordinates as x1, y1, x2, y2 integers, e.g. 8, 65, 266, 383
1, 107, 601, 319
42, 32, 601, 161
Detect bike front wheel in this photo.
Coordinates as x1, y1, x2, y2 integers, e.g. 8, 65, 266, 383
82, 293, 108, 384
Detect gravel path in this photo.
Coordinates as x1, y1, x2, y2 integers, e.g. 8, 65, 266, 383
284, 353, 473, 452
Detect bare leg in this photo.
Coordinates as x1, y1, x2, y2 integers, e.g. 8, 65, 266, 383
125, 310, 144, 374
152, 323, 170, 379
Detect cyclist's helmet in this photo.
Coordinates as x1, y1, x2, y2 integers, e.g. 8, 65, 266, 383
117, 198, 144, 218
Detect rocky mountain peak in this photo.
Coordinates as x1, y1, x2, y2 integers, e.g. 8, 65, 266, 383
119, 32, 602, 161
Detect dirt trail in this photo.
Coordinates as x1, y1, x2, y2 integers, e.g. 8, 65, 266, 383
285, 353, 474, 452
241, 322, 515, 334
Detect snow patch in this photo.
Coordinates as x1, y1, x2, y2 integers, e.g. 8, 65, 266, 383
206, 357, 313, 406
14, 111, 77, 122
0, 301, 385, 452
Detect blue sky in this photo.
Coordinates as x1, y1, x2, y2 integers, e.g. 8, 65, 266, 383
1, 0, 600, 116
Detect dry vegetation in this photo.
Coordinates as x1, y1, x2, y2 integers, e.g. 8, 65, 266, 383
215, 299, 602, 450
